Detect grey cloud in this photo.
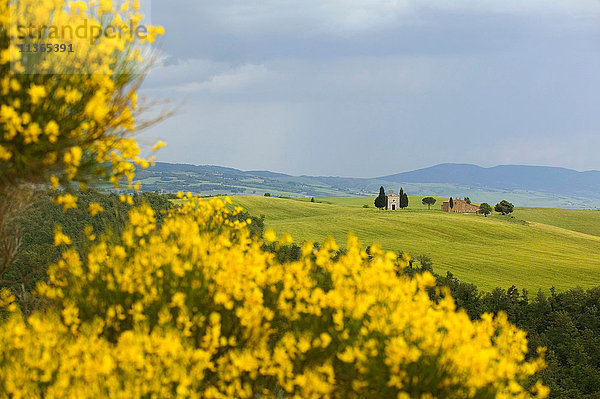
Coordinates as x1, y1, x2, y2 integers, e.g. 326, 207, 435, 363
140, 0, 600, 176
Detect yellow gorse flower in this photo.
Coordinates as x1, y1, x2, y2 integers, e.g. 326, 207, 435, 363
27, 84, 46, 104
53, 225, 72, 246
87, 202, 104, 216
53, 193, 78, 211
0, 198, 549, 398
151, 140, 166, 151
0, 288, 17, 312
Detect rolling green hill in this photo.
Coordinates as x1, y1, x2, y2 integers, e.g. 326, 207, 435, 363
131, 162, 600, 208
227, 195, 600, 292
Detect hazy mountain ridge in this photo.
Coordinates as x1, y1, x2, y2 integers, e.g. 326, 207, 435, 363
131, 162, 600, 209
380, 163, 600, 199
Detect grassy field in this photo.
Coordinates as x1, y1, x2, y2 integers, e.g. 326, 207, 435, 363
227, 196, 600, 292
511, 208, 600, 237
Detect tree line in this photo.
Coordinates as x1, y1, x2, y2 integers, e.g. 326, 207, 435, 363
374, 187, 515, 216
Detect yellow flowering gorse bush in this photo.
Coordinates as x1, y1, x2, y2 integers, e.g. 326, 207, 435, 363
0, 196, 549, 398
0, 0, 163, 192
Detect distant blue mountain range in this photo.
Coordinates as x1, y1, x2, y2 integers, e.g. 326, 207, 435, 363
379, 163, 600, 199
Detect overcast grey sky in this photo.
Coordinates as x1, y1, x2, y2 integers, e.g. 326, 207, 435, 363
139, 0, 600, 177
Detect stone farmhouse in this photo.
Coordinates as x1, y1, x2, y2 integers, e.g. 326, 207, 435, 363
441, 198, 480, 213
386, 190, 400, 210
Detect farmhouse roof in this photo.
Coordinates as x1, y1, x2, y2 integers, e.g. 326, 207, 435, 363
442, 198, 465, 203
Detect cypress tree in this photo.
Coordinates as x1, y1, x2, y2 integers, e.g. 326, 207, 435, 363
398, 187, 408, 209
449, 197, 454, 209
374, 186, 386, 210
401, 192, 409, 209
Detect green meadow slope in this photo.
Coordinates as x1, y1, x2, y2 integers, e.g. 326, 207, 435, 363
230, 196, 600, 292
511, 207, 600, 238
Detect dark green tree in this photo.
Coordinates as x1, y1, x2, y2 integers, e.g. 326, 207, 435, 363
398, 187, 408, 209
374, 186, 386, 210
464, 197, 471, 204
422, 197, 436, 210
264, 193, 271, 197
494, 200, 514, 215
449, 197, 454, 209
479, 203, 492, 217
401, 192, 409, 209
310, 197, 315, 202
